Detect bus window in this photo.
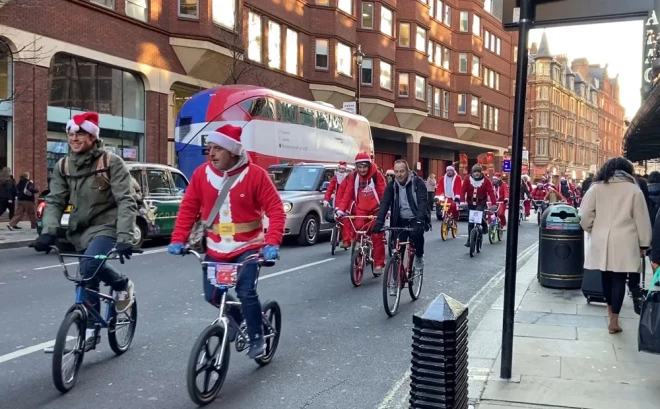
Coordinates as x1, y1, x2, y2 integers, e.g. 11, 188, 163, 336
316, 111, 329, 130
277, 101, 298, 123
240, 97, 275, 119
299, 107, 315, 127
330, 115, 344, 133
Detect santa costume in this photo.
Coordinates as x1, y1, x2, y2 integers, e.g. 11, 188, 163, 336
492, 173, 509, 228
323, 161, 352, 248
437, 165, 462, 220
170, 124, 286, 262
461, 164, 496, 245
521, 174, 533, 217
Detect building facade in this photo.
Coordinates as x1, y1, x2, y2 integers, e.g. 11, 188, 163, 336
0, 0, 515, 190
525, 32, 624, 184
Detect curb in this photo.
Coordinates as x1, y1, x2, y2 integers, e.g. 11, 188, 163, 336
0, 239, 35, 250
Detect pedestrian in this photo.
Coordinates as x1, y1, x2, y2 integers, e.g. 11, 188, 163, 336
0, 167, 16, 220
425, 173, 437, 212
647, 171, 660, 227
580, 157, 651, 334
635, 173, 652, 223
8, 172, 38, 230
581, 172, 594, 196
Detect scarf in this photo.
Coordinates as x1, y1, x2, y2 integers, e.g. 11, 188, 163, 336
444, 174, 457, 198
613, 170, 637, 184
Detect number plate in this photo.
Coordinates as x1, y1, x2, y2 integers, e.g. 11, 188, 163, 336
468, 210, 483, 224
207, 264, 238, 287
61, 214, 70, 226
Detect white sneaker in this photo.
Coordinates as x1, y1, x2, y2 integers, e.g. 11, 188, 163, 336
115, 280, 135, 313
414, 256, 425, 271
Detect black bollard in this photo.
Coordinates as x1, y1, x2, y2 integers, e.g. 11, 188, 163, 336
409, 294, 469, 409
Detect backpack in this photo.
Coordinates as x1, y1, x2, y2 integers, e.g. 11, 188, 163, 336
23, 180, 35, 197
57, 152, 112, 187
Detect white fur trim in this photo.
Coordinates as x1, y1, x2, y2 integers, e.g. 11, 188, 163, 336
207, 130, 243, 155
206, 234, 265, 254
66, 119, 99, 138
354, 175, 380, 205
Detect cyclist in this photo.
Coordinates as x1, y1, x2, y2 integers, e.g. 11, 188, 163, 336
493, 173, 509, 230
545, 184, 563, 203
33, 111, 137, 344
461, 164, 496, 247
167, 124, 286, 359
559, 177, 577, 206
521, 174, 533, 218
437, 165, 462, 220
532, 177, 548, 206
323, 161, 351, 249
373, 159, 428, 271
336, 152, 387, 275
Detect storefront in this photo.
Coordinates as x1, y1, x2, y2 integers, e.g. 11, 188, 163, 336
46, 53, 145, 177
0, 40, 12, 171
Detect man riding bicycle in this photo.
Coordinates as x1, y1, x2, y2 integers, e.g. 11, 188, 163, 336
493, 173, 509, 230
461, 164, 496, 247
167, 124, 286, 359
34, 112, 138, 344
373, 160, 428, 271
437, 165, 462, 220
323, 161, 352, 249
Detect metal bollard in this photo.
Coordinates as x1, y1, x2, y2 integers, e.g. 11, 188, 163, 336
409, 294, 469, 409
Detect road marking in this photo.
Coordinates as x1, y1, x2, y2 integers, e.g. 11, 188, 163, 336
259, 258, 334, 281
33, 247, 168, 271
0, 339, 60, 364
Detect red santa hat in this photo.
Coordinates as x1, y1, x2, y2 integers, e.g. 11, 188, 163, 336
493, 173, 502, 180
206, 124, 243, 155
66, 112, 100, 138
338, 161, 347, 170
354, 151, 371, 164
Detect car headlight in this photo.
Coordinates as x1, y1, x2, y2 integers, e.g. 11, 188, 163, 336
283, 202, 293, 213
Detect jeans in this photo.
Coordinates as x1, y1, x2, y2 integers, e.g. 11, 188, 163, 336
80, 236, 128, 325
395, 218, 424, 258
203, 250, 263, 342
467, 203, 488, 238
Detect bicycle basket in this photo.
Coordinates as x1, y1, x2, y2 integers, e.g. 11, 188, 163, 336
207, 263, 239, 287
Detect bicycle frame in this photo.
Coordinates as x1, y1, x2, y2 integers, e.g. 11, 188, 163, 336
384, 227, 418, 287
342, 215, 376, 252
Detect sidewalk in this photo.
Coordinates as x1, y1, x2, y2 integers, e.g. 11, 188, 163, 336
471, 252, 660, 409
0, 221, 36, 250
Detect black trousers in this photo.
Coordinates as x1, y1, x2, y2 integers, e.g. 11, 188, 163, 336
0, 199, 14, 219
602, 272, 640, 315
395, 218, 424, 258
467, 203, 488, 237
427, 192, 435, 212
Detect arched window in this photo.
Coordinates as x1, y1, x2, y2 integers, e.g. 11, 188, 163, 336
0, 41, 12, 101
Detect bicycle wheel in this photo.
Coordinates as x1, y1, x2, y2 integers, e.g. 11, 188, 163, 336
387, 230, 392, 257
330, 226, 338, 256
382, 257, 402, 317
350, 246, 365, 287
108, 299, 138, 355
255, 300, 282, 366
408, 254, 423, 301
477, 231, 483, 253
469, 229, 477, 258
52, 309, 86, 393
440, 221, 448, 241
451, 220, 458, 238
488, 224, 496, 244
186, 324, 231, 406
497, 227, 503, 241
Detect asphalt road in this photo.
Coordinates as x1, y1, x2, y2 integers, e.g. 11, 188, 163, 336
0, 217, 539, 409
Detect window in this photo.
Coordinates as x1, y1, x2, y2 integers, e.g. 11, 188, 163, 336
380, 61, 392, 89
427, 85, 432, 112
485, 31, 490, 48
147, 170, 174, 196
472, 14, 481, 36
459, 53, 468, 73
398, 73, 409, 97
483, 68, 500, 90
337, 42, 352, 76
338, 0, 352, 14
92, 0, 114, 8
444, 5, 451, 26
126, 0, 147, 21
472, 55, 480, 77
268, 21, 281, 69
434, 89, 440, 116
428, 41, 433, 63
361, 58, 373, 85
481, 104, 499, 131
458, 94, 466, 114
443, 90, 449, 118
171, 172, 189, 195
434, 43, 442, 66
212, 0, 236, 29
416, 26, 427, 53
240, 97, 275, 119
362, 2, 374, 28
247, 11, 262, 62
286, 29, 298, 75
399, 23, 410, 47
415, 75, 425, 100
471, 96, 479, 116
459, 11, 468, 31
484, 0, 493, 13
442, 47, 450, 70
277, 101, 298, 123
316, 0, 329, 4
315, 39, 329, 69
496, 38, 501, 55
429, 0, 434, 17
381, 6, 393, 36
179, 0, 198, 18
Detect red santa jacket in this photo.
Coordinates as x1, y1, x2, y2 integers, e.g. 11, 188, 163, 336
437, 173, 463, 200
171, 159, 286, 261
496, 182, 509, 202
461, 176, 496, 206
338, 164, 386, 213
323, 173, 348, 203
532, 183, 547, 200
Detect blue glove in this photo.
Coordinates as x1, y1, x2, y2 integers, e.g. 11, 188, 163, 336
168, 242, 184, 255
263, 245, 279, 261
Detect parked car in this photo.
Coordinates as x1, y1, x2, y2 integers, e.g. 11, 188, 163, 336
37, 163, 189, 248
266, 162, 351, 246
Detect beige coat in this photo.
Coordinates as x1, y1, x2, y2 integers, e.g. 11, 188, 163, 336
580, 175, 652, 273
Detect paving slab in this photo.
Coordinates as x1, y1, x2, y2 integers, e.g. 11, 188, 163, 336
521, 289, 586, 304
511, 337, 617, 361
518, 301, 577, 314
0, 221, 35, 250
577, 302, 638, 319
533, 312, 608, 329
469, 330, 503, 359
577, 327, 639, 348
493, 352, 561, 379
513, 323, 576, 340
560, 356, 660, 382
613, 346, 660, 364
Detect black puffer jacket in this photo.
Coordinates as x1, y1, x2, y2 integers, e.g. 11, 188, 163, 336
0, 178, 16, 201
376, 172, 429, 229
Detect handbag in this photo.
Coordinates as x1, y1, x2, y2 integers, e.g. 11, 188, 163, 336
638, 266, 660, 354
187, 171, 243, 253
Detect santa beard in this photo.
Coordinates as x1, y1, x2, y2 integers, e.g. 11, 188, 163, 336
470, 176, 485, 189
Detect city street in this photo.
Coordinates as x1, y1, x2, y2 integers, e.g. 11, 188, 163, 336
0, 218, 539, 409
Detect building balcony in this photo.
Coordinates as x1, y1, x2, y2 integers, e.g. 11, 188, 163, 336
360, 98, 394, 123
309, 84, 355, 109
169, 37, 234, 84
394, 107, 428, 130
533, 155, 549, 166
453, 123, 480, 141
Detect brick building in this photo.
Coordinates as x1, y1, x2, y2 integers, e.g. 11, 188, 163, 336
525, 32, 624, 184
0, 0, 516, 191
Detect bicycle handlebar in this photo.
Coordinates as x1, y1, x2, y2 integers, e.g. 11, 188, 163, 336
182, 247, 276, 268
51, 246, 144, 283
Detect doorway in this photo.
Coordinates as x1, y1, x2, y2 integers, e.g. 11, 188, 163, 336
0, 118, 8, 169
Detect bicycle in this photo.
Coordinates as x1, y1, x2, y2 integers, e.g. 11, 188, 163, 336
328, 212, 346, 256
534, 200, 548, 225
47, 246, 141, 393
182, 248, 281, 406
487, 205, 503, 244
381, 227, 423, 317
341, 215, 378, 287
468, 208, 486, 257
519, 200, 525, 224
439, 199, 458, 241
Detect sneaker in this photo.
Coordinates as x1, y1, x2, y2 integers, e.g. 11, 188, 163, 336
115, 280, 135, 313
373, 266, 384, 277
247, 336, 265, 359
502, 226, 507, 231
340, 242, 351, 249
414, 256, 424, 271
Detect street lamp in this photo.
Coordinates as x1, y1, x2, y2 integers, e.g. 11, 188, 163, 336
595, 138, 601, 168
354, 44, 365, 115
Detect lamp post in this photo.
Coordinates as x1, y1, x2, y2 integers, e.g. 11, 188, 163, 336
354, 44, 365, 115
596, 138, 601, 169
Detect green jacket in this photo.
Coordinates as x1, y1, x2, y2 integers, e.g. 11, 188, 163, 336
43, 147, 137, 251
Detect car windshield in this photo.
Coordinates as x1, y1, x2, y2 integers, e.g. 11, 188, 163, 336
268, 166, 323, 191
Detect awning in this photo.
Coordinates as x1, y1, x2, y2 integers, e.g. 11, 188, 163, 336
623, 80, 660, 162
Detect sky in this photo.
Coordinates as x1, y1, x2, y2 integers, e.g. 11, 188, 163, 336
528, 20, 645, 118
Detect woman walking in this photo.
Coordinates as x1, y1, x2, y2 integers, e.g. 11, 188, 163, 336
8, 172, 38, 230
425, 173, 437, 212
0, 167, 16, 220
580, 157, 651, 334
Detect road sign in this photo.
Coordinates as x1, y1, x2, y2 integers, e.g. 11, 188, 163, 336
342, 101, 356, 114
502, 159, 512, 173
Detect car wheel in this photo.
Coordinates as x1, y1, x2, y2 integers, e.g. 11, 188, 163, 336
297, 214, 319, 246
132, 220, 147, 248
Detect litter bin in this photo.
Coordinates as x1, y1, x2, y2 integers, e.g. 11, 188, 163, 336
538, 204, 584, 289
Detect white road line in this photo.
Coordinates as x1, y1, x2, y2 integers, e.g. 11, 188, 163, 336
33, 247, 168, 271
259, 258, 334, 281
0, 340, 59, 364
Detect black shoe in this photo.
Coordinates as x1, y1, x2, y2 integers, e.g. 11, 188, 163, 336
247, 336, 265, 359
464, 242, 471, 248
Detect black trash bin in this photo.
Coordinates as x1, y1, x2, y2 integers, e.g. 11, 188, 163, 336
538, 204, 584, 289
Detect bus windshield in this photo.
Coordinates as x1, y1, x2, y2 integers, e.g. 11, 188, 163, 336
269, 166, 323, 191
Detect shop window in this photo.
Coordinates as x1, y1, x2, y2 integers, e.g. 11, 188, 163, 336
179, 0, 198, 18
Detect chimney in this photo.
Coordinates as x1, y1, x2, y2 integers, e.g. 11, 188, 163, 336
571, 58, 590, 79
530, 42, 538, 55
555, 54, 568, 64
